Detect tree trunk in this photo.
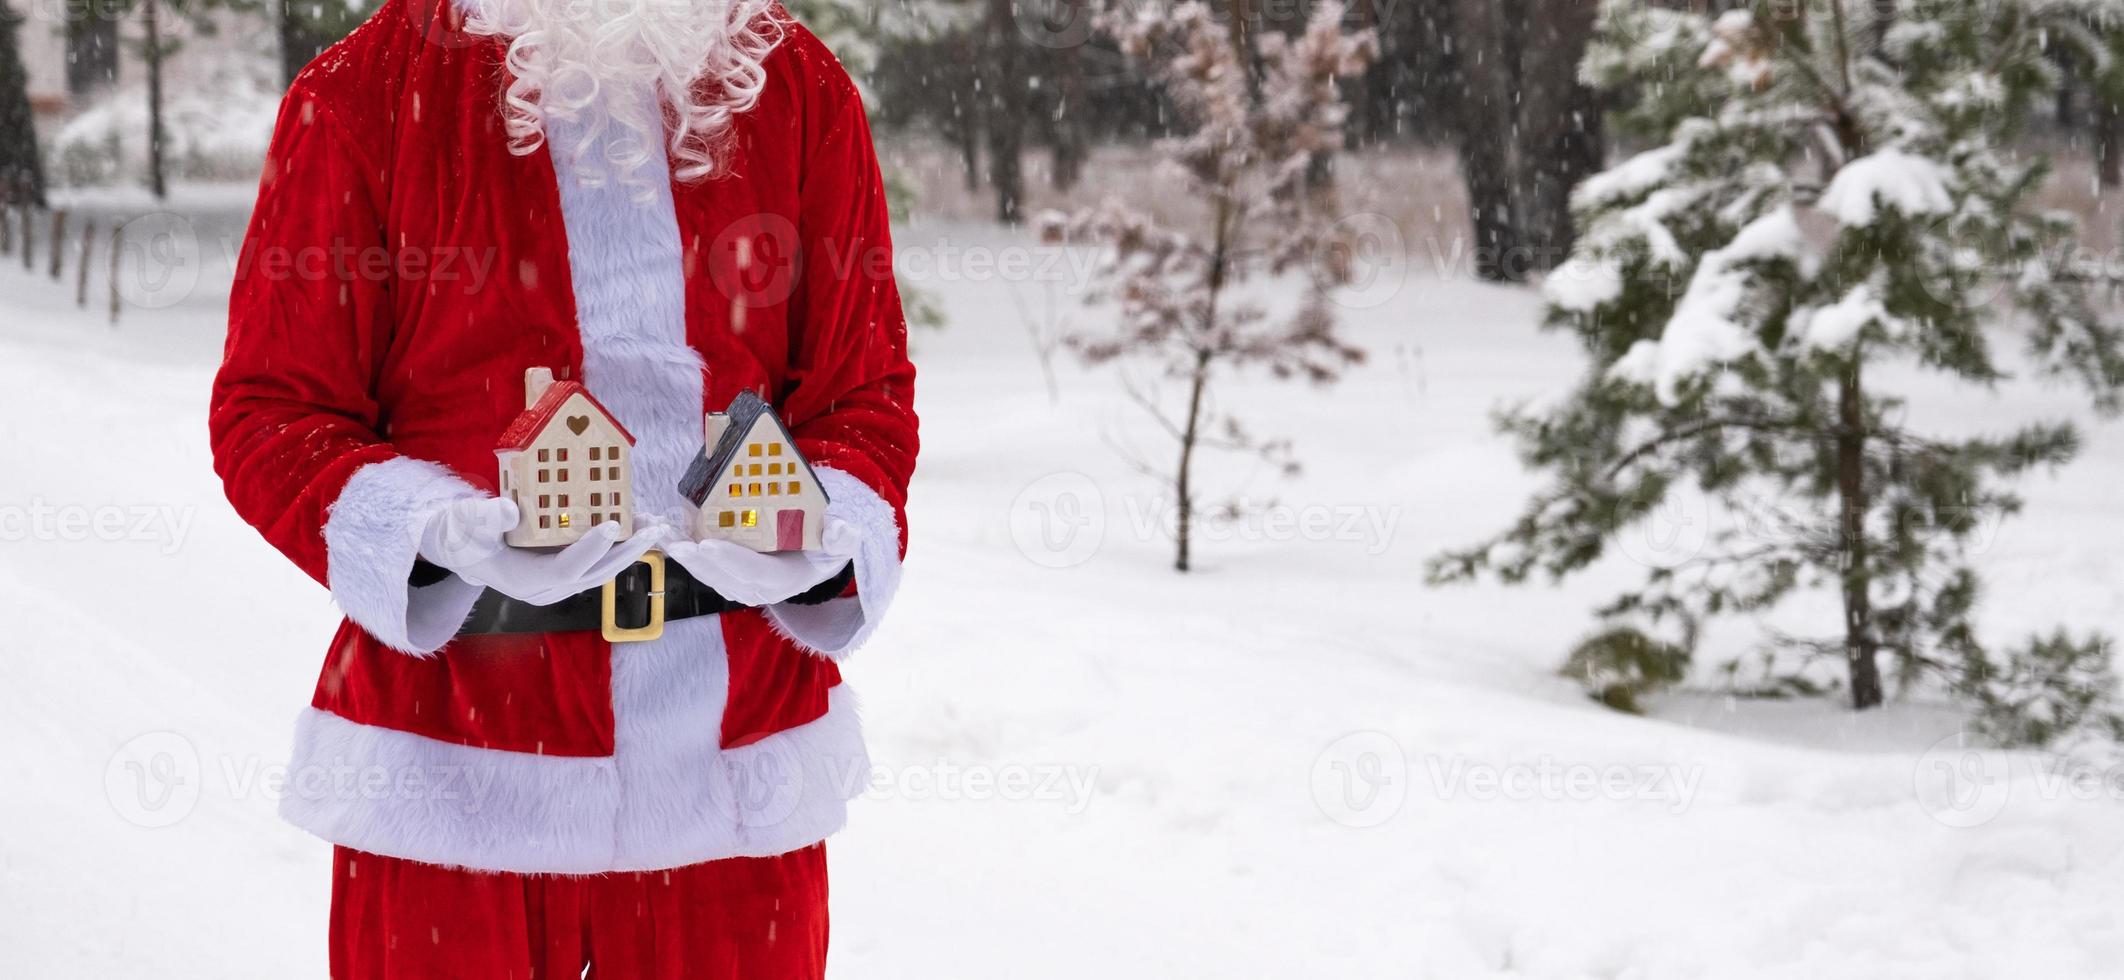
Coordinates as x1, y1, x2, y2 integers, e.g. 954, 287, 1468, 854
1450, 0, 1522, 281
1837, 359, 1883, 710
143, 0, 168, 200
1173, 351, 1210, 573
65, 0, 121, 97
2099, 95, 2122, 190
1177, 194, 1240, 573
1515, 0, 1604, 271
958, 119, 981, 193
984, 0, 1025, 224
1048, 0, 1088, 192
0, 0, 43, 207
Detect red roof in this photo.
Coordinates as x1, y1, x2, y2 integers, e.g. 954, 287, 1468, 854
495, 380, 637, 451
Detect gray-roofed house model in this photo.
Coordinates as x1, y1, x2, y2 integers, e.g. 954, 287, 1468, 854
677, 390, 830, 552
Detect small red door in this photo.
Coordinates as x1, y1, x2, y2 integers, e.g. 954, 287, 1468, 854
776, 509, 805, 551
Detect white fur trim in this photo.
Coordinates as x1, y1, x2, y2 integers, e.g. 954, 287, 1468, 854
765, 467, 903, 660
279, 684, 867, 874
323, 456, 485, 655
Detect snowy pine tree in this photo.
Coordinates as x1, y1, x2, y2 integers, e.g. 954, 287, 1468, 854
1047, 0, 1375, 572
1431, 0, 2124, 738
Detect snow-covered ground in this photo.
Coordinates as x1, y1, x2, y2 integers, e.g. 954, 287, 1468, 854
5, 192, 2124, 978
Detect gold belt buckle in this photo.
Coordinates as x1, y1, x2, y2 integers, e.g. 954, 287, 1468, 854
601, 550, 666, 643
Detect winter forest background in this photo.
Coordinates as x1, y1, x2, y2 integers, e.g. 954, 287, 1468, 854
8, 0, 2124, 976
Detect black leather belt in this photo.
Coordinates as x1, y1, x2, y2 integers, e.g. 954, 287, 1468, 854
439, 553, 852, 643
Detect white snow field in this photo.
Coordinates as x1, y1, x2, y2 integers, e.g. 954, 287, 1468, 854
5, 196, 2124, 979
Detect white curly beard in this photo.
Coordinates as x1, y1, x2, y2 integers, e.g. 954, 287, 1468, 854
462, 0, 784, 198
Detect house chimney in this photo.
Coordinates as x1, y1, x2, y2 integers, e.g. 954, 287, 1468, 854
524, 367, 555, 409
703, 410, 731, 454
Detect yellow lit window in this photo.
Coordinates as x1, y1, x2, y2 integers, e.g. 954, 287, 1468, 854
749, 464, 763, 476
748, 483, 762, 496
787, 481, 801, 495
766, 483, 780, 495
718, 511, 736, 528
749, 444, 763, 457
729, 483, 743, 497
741, 509, 758, 527
557, 514, 572, 528
768, 444, 783, 457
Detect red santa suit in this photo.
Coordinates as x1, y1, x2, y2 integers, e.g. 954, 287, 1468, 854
209, 0, 913, 971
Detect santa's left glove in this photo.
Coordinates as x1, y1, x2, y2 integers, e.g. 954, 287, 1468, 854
660, 517, 861, 607
420, 497, 673, 606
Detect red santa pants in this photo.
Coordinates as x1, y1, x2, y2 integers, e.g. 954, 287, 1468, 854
328, 844, 829, 980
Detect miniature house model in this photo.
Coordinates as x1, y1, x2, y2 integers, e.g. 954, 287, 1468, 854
677, 391, 829, 552
496, 367, 637, 548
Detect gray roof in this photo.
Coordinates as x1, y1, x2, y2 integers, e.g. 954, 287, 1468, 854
677, 390, 830, 505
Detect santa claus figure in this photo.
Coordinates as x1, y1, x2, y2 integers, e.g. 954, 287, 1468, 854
208, 0, 915, 973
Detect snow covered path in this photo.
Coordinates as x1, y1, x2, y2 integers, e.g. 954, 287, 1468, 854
5, 211, 2124, 978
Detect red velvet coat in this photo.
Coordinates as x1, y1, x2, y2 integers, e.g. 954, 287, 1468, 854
209, 0, 915, 873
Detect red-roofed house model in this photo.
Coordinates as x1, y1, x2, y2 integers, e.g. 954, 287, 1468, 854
496, 367, 637, 548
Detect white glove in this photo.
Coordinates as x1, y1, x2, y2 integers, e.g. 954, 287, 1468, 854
662, 517, 860, 606
418, 497, 672, 605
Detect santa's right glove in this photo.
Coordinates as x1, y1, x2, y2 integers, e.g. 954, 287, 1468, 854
418, 496, 671, 605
